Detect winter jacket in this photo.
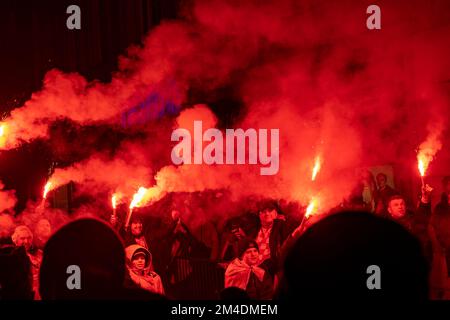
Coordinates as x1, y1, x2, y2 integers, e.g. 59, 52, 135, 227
247, 219, 289, 274
124, 244, 164, 295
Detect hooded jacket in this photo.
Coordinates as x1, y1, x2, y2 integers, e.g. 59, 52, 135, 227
125, 245, 164, 295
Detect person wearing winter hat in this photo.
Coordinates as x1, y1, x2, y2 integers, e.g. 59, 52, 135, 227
224, 238, 273, 300
124, 244, 165, 295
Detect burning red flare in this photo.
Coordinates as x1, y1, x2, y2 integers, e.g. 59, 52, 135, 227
43, 182, 52, 199
125, 187, 147, 229
112, 194, 117, 209
0, 124, 7, 148
418, 158, 426, 177
129, 187, 147, 209
416, 129, 443, 180
305, 197, 319, 218
311, 156, 322, 181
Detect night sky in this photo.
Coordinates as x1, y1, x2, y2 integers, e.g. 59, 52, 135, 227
0, 0, 179, 212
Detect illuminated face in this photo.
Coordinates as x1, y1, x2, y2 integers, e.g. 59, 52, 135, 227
131, 221, 143, 236
132, 255, 146, 270
259, 209, 277, 226
15, 230, 33, 251
388, 198, 406, 219
242, 247, 259, 266
377, 175, 387, 188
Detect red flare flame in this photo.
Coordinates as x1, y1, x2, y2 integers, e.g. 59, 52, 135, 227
43, 182, 52, 199
311, 156, 322, 181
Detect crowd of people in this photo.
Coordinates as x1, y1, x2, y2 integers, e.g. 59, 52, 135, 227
0, 174, 449, 301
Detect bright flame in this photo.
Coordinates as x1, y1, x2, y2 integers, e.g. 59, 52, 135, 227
112, 194, 117, 209
305, 197, 319, 218
311, 156, 322, 181
416, 130, 443, 178
129, 187, 147, 209
418, 158, 426, 177
417, 150, 434, 178
0, 124, 6, 148
43, 182, 52, 199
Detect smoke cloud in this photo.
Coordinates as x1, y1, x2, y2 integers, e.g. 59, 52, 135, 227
0, 0, 448, 226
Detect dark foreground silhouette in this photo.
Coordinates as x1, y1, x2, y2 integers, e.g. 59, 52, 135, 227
278, 211, 429, 302
39, 218, 165, 300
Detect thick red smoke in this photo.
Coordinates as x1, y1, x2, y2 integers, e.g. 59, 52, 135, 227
0, 0, 448, 228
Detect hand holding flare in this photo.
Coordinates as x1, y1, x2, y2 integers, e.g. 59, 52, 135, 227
293, 155, 323, 238
292, 197, 320, 237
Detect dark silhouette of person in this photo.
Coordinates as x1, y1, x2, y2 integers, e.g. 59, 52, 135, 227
0, 245, 33, 300
220, 287, 251, 300
278, 211, 429, 302
39, 218, 165, 300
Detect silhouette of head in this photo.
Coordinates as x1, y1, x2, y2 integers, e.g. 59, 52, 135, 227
39, 218, 126, 299
281, 211, 428, 301
220, 287, 250, 300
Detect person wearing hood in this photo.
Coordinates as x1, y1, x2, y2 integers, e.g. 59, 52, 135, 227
224, 238, 273, 300
125, 244, 164, 295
